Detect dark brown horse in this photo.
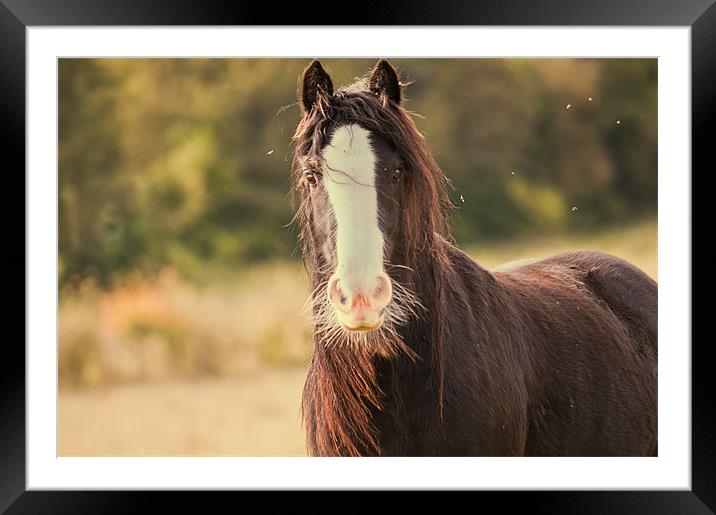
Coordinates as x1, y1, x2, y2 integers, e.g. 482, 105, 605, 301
291, 59, 657, 456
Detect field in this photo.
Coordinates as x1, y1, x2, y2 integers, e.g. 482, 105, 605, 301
59, 370, 308, 456
59, 219, 656, 456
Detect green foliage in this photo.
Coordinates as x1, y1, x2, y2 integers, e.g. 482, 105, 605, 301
59, 58, 657, 286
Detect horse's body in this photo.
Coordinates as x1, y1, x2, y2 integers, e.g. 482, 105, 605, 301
374, 241, 656, 456
293, 60, 657, 456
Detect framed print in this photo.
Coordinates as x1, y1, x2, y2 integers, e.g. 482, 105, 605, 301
2, 0, 712, 512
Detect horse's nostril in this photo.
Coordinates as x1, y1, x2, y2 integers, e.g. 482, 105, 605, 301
333, 280, 346, 303
373, 275, 392, 305
328, 274, 392, 315
375, 281, 385, 296
328, 276, 352, 312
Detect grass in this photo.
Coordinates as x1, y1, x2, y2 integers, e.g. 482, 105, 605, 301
59, 370, 308, 456
59, 263, 314, 388
58, 219, 656, 456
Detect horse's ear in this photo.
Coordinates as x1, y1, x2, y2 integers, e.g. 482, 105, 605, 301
369, 59, 401, 106
300, 60, 333, 112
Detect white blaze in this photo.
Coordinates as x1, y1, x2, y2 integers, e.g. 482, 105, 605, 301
322, 124, 383, 291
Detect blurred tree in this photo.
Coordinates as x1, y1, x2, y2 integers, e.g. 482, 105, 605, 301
59, 58, 657, 287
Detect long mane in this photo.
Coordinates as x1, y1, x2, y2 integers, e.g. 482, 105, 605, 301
291, 78, 454, 456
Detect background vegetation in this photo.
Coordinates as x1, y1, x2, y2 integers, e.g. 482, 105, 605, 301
58, 58, 657, 455
59, 58, 656, 287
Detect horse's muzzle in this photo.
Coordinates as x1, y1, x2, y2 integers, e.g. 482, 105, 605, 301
327, 273, 392, 331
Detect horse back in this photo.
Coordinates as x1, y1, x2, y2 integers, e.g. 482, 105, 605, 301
544, 250, 657, 359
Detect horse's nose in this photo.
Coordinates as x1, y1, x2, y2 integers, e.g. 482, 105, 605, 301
327, 273, 392, 316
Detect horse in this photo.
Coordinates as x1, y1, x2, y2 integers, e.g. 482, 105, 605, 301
290, 59, 658, 456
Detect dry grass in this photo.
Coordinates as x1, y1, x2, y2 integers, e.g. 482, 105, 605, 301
58, 219, 657, 456
59, 370, 307, 456
59, 263, 314, 388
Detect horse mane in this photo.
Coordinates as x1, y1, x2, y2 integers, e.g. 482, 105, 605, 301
291, 76, 454, 456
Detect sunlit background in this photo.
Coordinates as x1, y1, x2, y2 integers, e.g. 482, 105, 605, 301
58, 58, 657, 456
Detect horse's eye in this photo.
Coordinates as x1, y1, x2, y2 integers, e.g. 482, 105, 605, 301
305, 172, 317, 186
392, 169, 403, 183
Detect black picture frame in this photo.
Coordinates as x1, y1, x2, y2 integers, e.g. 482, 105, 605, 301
2, 1, 711, 512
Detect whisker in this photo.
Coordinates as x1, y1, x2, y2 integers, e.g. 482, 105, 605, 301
303, 271, 423, 360
384, 262, 416, 273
